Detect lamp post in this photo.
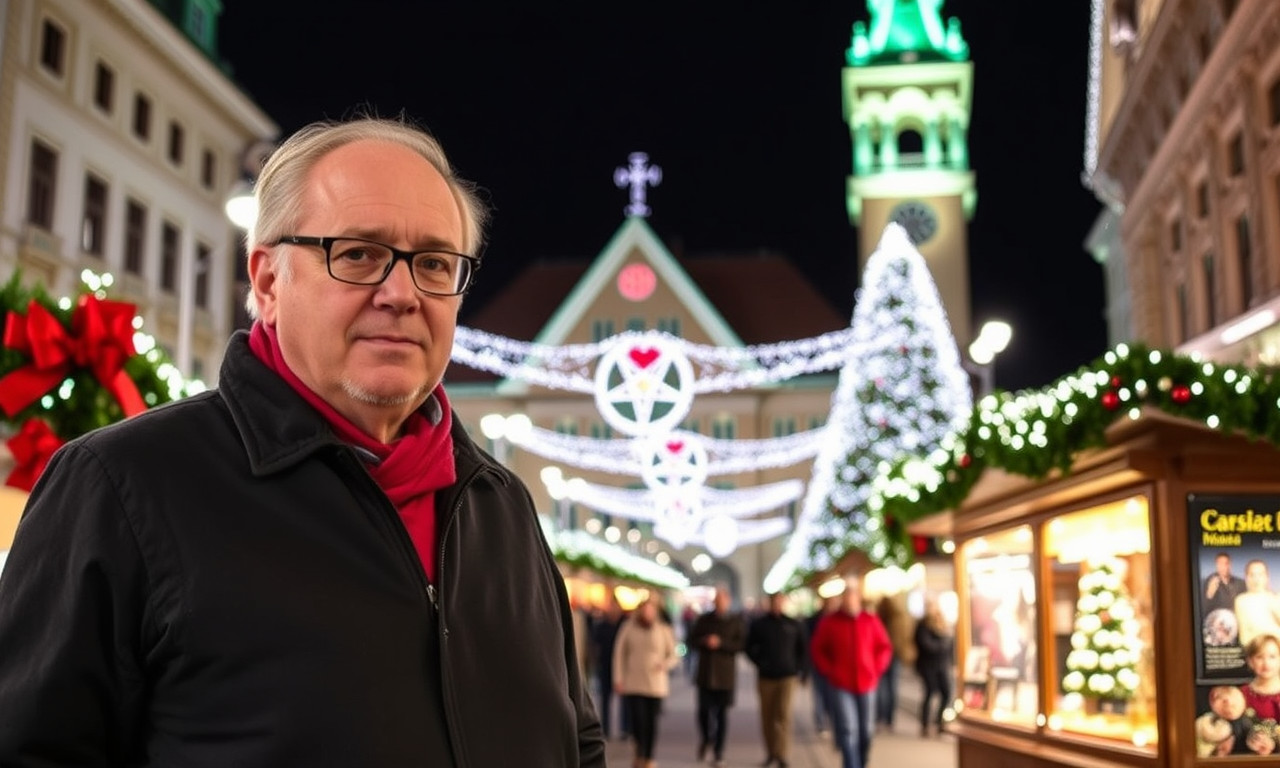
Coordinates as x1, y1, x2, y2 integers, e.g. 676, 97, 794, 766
967, 320, 1013, 399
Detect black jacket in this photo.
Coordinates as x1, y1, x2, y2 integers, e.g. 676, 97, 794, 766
745, 613, 809, 679
0, 332, 605, 767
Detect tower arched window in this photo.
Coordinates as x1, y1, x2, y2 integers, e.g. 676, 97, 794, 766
896, 129, 924, 168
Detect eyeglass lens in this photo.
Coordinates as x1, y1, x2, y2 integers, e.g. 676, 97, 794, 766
328, 238, 471, 294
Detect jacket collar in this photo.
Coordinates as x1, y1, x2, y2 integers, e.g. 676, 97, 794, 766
217, 331, 504, 482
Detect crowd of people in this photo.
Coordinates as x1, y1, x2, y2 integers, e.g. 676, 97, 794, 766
582, 576, 955, 768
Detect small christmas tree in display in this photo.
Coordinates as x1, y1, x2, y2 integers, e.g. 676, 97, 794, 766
1062, 557, 1141, 706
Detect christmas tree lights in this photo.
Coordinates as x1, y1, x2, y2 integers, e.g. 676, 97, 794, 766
1062, 557, 1142, 703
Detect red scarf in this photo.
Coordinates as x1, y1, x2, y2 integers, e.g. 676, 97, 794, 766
249, 322, 455, 582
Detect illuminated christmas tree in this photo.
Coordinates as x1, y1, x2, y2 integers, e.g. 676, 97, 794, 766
807, 223, 971, 567
1062, 557, 1141, 703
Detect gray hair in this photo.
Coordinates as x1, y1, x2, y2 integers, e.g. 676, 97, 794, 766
244, 115, 488, 318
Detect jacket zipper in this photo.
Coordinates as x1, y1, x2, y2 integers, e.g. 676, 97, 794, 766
433, 460, 492, 768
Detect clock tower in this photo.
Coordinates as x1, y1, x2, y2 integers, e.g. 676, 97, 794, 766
843, 0, 976, 346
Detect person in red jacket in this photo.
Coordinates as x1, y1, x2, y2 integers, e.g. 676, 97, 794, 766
810, 575, 893, 768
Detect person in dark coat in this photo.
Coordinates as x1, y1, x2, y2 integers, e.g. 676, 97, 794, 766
0, 116, 605, 767
690, 586, 747, 766
590, 599, 627, 740
745, 592, 809, 768
914, 598, 955, 737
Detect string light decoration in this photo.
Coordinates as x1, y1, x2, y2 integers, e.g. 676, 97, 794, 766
538, 515, 689, 590
776, 223, 971, 580
452, 325, 858, 394
556, 476, 804, 522
501, 423, 826, 475
0, 271, 195, 490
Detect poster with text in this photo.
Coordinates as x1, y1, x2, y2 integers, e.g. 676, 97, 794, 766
1190, 494, 1280, 758
1189, 493, 1280, 683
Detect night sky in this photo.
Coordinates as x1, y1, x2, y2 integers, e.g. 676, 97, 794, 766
217, 1, 1105, 392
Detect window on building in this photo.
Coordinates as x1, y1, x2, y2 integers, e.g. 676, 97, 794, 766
1043, 497, 1155, 747
1228, 132, 1245, 177
711, 414, 735, 439
81, 173, 108, 255
39, 19, 65, 76
591, 319, 615, 342
1197, 181, 1210, 217
1270, 78, 1280, 127
626, 317, 645, 332
93, 61, 115, 113
554, 417, 578, 436
133, 93, 152, 141
958, 525, 1038, 727
772, 417, 796, 437
161, 221, 180, 292
1203, 253, 1218, 327
656, 317, 681, 336
681, 418, 700, 433
167, 121, 185, 165
26, 139, 58, 229
589, 423, 613, 439
200, 148, 216, 190
124, 198, 147, 275
1237, 215, 1254, 307
195, 242, 211, 308
1177, 283, 1189, 343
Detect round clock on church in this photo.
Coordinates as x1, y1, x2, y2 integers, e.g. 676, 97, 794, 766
888, 200, 939, 245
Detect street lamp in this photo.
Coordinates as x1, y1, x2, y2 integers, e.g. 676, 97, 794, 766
967, 320, 1013, 398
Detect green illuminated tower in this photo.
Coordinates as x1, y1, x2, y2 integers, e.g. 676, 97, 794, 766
843, 0, 975, 346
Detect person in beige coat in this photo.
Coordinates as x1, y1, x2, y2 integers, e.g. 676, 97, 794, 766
614, 598, 680, 768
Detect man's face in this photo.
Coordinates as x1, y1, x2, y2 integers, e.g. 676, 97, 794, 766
714, 590, 731, 615
842, 578, 863, 614
1217, 556, 1232, 579
251, 139, 465, 434
1247, 562, 1270, 592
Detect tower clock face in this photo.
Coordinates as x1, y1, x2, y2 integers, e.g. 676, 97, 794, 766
889, 200, 939, 245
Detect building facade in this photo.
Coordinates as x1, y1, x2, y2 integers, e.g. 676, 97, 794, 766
1085, 0, 1280, 366
0, 0, 277, 382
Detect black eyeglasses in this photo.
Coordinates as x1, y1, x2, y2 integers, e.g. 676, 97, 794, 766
274, 235, 480, 296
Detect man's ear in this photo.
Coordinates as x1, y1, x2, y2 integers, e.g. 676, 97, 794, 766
247, 245, 280, 324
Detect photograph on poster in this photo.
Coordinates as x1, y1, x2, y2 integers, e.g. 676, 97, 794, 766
966, 552, 1037, 690
1189, 494, 1280, 757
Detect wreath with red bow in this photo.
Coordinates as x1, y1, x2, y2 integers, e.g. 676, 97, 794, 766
0, 272, 187, 491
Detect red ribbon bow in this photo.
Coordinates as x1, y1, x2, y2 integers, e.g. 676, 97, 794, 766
0, 296, 145, 419
5, 418, 65, 491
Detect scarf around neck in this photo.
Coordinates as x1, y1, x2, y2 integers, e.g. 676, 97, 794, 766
248, 321, 455, 581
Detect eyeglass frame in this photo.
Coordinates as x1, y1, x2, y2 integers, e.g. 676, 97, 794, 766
273, 235, 481, 297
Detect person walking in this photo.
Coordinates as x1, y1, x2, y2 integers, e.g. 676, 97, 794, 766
0, 115, 605, 766
810, 575, 893, 768
914, 598, 955, 737
690, 586, 747, 766
591, 598, 627, 740
745, 592, 809, 768
875, 592, 917, 733
614, 597, 679, 768
805, 595, 841, 738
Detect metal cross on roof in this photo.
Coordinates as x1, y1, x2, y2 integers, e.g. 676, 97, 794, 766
614, 152, 662, 218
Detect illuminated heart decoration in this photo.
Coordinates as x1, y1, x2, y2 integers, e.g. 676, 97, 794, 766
628, 347, 660, 368
666, 440, 684, 454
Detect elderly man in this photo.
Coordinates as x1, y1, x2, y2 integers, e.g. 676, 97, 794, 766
0, 116, 605, 766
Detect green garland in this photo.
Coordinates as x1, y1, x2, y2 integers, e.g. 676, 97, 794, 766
799, 343, 1280, 583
